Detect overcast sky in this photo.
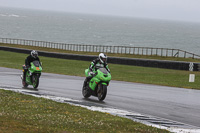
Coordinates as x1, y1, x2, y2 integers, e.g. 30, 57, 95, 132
0, 0, 200, 22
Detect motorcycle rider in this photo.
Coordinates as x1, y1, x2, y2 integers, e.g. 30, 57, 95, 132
83, 53, 110, 87
22, 50, 41, 81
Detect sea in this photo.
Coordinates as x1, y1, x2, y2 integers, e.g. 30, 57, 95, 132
0, 7, 200, 55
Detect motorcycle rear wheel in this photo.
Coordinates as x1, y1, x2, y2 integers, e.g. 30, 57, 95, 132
82, 85, 91, 98
22, 80, 28, 88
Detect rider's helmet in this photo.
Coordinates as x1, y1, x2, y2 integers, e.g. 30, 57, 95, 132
31, 50, 38, 58
99, 53, 107, 64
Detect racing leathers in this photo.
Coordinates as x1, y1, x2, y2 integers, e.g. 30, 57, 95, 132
23, 55, 41, 81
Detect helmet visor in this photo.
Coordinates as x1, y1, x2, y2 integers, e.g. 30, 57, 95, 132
32, 53, 38, 58
100, 57, 107, 63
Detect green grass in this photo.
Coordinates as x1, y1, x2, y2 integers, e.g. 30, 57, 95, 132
1, 43, 200, 62
0, 89, 169, 132
1, 50, 200, 89
0, 45, 196, 132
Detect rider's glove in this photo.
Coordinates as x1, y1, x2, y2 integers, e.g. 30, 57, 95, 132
25, 65, 30, 69
89, 72, 95, 76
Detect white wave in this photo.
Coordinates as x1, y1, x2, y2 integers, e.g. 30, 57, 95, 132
0, 13, 26, 18
9, 14, 19, 17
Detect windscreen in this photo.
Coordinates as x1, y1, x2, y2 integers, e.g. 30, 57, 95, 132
32, 60, 40, 67
98, 68, 108, 74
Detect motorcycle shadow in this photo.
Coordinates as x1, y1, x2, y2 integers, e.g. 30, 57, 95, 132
82, 97, 106, 104
22, 87, 38, 91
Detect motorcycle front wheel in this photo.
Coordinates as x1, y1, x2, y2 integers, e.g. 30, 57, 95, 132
32, 75, 39, 89
97, 84, 107, 101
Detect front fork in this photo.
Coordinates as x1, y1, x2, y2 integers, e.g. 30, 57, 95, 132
97, 84, 101, 93
97, 83, 108, 93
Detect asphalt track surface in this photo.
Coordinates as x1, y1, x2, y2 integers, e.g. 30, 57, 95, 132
0, 67, 200, 128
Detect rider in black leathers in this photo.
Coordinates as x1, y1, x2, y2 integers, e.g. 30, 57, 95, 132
22, 50, 41, 81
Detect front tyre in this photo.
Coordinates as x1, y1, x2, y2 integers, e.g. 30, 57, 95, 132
97, 84, 107, 101
32, 74, 39, 89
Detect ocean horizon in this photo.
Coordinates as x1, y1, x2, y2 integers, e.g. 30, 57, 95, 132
0, 7, 200, 55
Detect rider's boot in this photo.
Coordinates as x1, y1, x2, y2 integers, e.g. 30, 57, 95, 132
23, 69, 27, 82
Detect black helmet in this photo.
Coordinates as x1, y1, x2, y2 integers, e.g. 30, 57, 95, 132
99, 53, 107, 64
31, 50, 38, 58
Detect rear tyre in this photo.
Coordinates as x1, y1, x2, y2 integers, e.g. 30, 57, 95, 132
97, 84, 107, 101
21, 75, 28, 88
22, 80, 28, 88
32, 75, 39, 89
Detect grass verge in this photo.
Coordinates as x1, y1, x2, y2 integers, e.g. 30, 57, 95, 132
0, 89, 169, 132
1, 50, 200, 89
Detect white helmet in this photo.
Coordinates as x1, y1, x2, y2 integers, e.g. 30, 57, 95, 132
99, 53, 107, 64
31, 50, 38, 58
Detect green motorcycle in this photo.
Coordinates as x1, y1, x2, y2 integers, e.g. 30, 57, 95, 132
21, 60, 42, 89
82, 67, 111, 101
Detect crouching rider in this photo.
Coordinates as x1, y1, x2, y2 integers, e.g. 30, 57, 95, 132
22, 50, 41, 81
83, 53, 110, 87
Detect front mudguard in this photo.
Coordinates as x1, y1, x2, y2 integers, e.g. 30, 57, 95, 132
101, 82, 108, 86
25, 71, 41, 85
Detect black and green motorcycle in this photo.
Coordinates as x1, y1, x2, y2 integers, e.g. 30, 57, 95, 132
21, 60, 42, 89
82, 66, 111, 101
